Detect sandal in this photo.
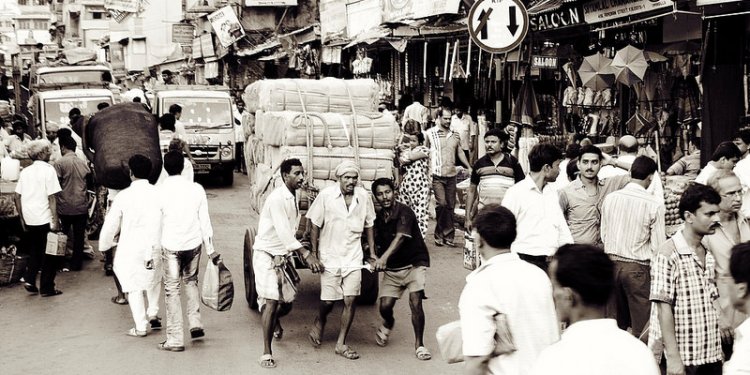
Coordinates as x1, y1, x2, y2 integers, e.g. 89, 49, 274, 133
308, 319, 323, 347
335, 345, 360, 360
111, 296, 128, 305
375, 325, 391, 347
126, 328, 147, 337
415, 346, 432, 361
259, 354, 276, 369
273, 322, 283, 340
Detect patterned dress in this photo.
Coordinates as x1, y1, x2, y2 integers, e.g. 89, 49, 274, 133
398, 145, 431, 239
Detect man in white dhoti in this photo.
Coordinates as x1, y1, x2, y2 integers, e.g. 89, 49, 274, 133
99, 155, 162, 337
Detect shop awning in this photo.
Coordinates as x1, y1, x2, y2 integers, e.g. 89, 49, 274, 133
234, 25, 319, 57
344, 26, 391, 49
257, 50, 288, 61
235, 39, 281, 57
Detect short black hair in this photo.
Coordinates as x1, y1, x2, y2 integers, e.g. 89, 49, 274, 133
128, 154, 152, 179
97, 102, 110, 111
690, 136, 701, 149
133, 96, 142, 103
578, 144, 603, 160
59, 135, 76, 151
553, 244, 614, 307
528, 143, 563, 172
403, 119, 421, 136
710, 141, 742, 162
57, 127, 72, 139
473, 204, 516, 249
159, 114, 176, 132
679, 183, 721, 220
169, 104, 182, 115
630, 156, 657, 180
68, 108, 81, 118
371, 177, 395, 194
484, 128, 510, 142
735, 129, 750, 145
566, 158, 579, 181
730, 242, 750, 286
619, 142, 638, 154
12, 120, 26, 130
564, 144, 582, 160
163, 150, 184, 176
279, 158, 302, 176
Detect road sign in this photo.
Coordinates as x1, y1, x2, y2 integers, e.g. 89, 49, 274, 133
468, 0, 529, 54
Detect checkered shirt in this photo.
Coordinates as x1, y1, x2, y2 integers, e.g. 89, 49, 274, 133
647, 231, 722, 366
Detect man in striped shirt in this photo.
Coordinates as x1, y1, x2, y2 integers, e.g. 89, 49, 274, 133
601, 156, 666, 338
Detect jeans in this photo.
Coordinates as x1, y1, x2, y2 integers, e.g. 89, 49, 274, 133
162, 246, 202, 347
23, 224, 58, 293
607, 260, 651, 338
659, 359, 722, 375
432, 175, 456, 242
60, 214, 87, 270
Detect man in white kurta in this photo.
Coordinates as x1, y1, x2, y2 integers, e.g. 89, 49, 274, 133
99, 155, 162, 337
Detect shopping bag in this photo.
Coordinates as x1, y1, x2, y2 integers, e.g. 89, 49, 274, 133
435, 314, 517, 364
463, 232, 480, 270
201, 261, 235, 311
45, 232, 67, 256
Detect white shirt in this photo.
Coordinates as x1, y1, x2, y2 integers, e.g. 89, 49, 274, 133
402, 101, 428, 126
725, 318, 750, 374
157, 176, 214, 253
174, 119, 187, 139
695, 163, 719, 185
459, 252, 560, 375
155, 157, 194, 186
530, 319, 660, 375
734, 158, 750, 218
306, 185, 375, 273
15, 160, 61, 226
450, 114, 476, 151
254, 185, 303, 256
501, 175, 573, 256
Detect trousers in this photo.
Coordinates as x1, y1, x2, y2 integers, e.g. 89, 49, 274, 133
162, 246, 202, 347
432, 175, 456, 242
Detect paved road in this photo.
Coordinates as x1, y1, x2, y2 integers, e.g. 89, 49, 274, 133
0, 173, 469, 374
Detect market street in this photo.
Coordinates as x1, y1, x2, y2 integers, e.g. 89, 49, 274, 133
0, 172, 467, 375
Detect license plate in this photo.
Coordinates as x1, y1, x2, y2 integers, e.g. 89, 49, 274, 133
194, 164, 211, 174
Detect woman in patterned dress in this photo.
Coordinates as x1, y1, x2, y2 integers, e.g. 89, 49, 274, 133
397, 131, 430, 239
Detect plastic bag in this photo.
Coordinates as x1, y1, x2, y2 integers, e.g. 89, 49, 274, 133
45, 232, 67, 256
200, 260, 234, 311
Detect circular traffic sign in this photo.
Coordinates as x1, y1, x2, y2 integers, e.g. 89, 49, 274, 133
468, 0, 529, 54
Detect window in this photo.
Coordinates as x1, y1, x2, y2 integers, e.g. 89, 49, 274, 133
33, 20, 47, 30
92, 12, 102, 19
17, 0, 28, 5
16, 20, 31, 29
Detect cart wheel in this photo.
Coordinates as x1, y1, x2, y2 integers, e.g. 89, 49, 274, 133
243, 227, 259, 311
356, 268, 379, 305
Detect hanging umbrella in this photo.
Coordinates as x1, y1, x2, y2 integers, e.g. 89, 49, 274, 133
510, 72, 540, 127
578, 53, 615, 91
644, 50, 668, 63
611, 45, 649, 86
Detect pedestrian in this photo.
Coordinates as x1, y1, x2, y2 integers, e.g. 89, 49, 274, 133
98, 155, 162, 337
501, 143, 572, 272
530, 244, 659, 375
558, 144, 629, 245
666, 136, 701, 178
703, 170, 749, 334
53, 136, 90, 271
724, 243, 750, 374
600, 156, 666, 338
459, 204, 559, 374
465, 128, 524, 231
6, 120, 31, 157
306, 161, 376, 360
157, 150, 221, 352
450, 105, 477, 163
424, 106, 471, 247
371, 178, 431, 361
253, 158, 324, 369
168, 104, 187, 139
156, 138, 194, 185
648, 184, 723, 375
598, 135, 666, 204
14, 140, 62, 297
401, 92, 429, 131
551, 143, 581, 190
695, 141, 742, 185
396, 132, 430, 238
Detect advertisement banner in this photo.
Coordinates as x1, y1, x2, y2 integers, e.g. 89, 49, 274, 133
320, 0, 347, 43
583, 0, 671, 24
382, 0, 413, 23
346, 0, 382, 38
245, 0, 298, 5
697, 0, 742, 5
172, 24, 195, 45
530, 2, 585, 32
412, 0, 460, 19
208, 6, 245, 48
104, 0, 140, 13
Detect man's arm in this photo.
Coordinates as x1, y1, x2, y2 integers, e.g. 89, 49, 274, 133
365, 226, 375, 263
310, 223, 321, 259
14, 193, 25, 230
651, 205, 667, 254
197, 189, 215, 255
48, 195, 58, 231
374, 233, 408, 271
465, 183, 477, 231
456, 143, 471, 169
655, 301, 685, 375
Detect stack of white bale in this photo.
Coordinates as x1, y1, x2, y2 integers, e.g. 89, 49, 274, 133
241, 78, 399, 213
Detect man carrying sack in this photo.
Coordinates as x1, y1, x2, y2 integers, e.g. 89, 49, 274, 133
252, 158, 323, 369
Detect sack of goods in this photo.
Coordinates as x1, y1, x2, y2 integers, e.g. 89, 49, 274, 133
0, 245, 28, 286
242, 78, 380, 114
87, 102, 162, 189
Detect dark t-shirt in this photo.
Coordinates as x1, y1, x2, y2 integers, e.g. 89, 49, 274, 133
374, 201, 430, 270
470, 153, 525, 185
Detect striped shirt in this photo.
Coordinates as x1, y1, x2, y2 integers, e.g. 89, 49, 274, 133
425, 127, 461, 177
648, 231, 722, 367
600, 183, 666, 261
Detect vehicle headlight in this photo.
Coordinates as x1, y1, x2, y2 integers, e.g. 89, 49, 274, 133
220, 146, 232, 158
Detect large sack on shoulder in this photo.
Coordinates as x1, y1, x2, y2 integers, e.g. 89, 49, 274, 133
88, 103, 161, 189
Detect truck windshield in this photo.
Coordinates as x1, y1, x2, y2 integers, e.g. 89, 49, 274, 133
43, 97, 112, 128
37, 70, 110, 86
163, 97, 232, 128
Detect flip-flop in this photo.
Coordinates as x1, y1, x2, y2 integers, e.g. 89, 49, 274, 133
308, 319, 322, 347
111, 296, 128, 305
335, 345, 360, 360
375, 325, 391, 347
415, 346, 432, 361
259, 354, 276, 369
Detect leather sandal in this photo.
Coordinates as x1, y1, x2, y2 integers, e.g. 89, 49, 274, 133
259, 354, 276, 368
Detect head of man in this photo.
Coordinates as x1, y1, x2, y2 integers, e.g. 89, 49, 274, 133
576, 145, 603, 181
59, 135, 76, 155
280, 158, 304, 191
566, 158, 580, 182
630, 155, 658, 186
45, 123, 59, 142
167, 137, 187, 154
484, 128, 509, 157
437, 107, 452, 130
472, 204, 516, 260
26, 140, 51, 162
68, 108, 81, 124
169, 104, 182, 120
711, 141, 742, 170
163, 150, 184, 176
11, 121, 26, 137
729, 243, 750, 314
372, 178, 396, 209
455, 106, 465, 119
128, 154, 151, 181
335, 161, 360, 195
97, 102, 110, 111
688, 136, 701, 154
549, 244, 614, 325
618, 135, 638, 155
679, 184, 722, 236
707, 169, 743, 214
565, 143, 582, 161
528, 143, 563, 183
734, 129, 750, 157
159, 114, 177, 133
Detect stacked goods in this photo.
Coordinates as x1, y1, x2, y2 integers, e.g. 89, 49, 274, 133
664, 175, 692, 234
87, 102, 162, 189
242, 79, 399, 213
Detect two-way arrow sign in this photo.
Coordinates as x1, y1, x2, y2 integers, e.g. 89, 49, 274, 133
468, 0, 529, 54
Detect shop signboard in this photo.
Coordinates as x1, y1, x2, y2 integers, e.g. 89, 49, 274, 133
245, 0, 298, 5
697, 0, 742, 5
208, 6, 245, 48
412, 0, 460, 19
104, 0, 140, 13
192, 37, 203, 58
532, 55, 558, 69
321, 0, 347, 42
346, 0, 382, 38
382, 0, 413, 23
583, 0, 671, 24
172, 24, 195, 45
200, 33, 215, 58
529, 2, 585, 32
468, 0, 529, 54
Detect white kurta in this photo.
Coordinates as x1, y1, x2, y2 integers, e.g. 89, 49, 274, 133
99, 179, 161, 293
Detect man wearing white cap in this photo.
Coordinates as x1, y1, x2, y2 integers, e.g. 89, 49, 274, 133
306, 160, 376, 360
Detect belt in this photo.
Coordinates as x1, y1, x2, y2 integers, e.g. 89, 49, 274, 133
608, 254, 650, 266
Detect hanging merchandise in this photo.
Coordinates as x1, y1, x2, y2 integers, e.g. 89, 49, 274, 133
578, 53, 615, 91
672, 75, 701, 125
510, 71, 540, 127
352, 47, 373, 77
611, 45, 649, 86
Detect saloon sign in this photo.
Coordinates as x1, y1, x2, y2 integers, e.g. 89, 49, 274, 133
529, 3, 584, 32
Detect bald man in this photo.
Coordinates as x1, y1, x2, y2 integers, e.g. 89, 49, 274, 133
599, 135, 664, 206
